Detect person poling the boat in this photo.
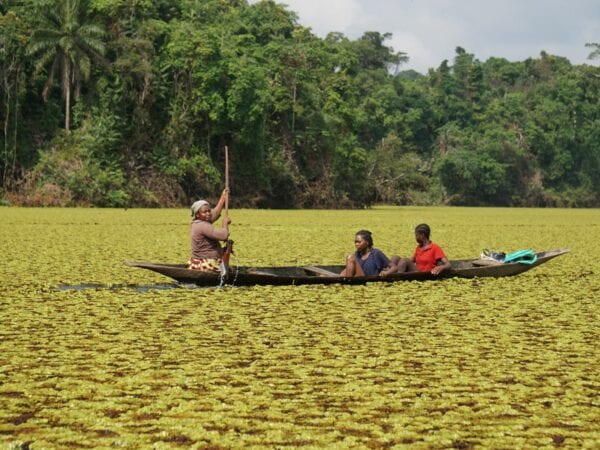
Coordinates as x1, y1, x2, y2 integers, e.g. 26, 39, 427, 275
188, 188, 230, 272
340, 230, 399, 277
393, 223, 451, 275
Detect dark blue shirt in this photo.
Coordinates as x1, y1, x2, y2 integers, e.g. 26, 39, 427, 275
356, 248, 390, 276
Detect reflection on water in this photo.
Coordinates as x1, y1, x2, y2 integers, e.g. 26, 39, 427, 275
55, 283, 183, 292
56, 280, 242, 291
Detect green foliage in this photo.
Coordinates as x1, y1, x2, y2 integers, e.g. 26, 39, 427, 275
436, 148, 507, 205
26, 0, 106, 130
351, 31, 408, 72
435, 122, 533, 206
331, 137, 373, 206
587, 42, 600, 60
24, 130, 129, 206
0, 10, 29, 189
260, 148, 301, 208
370, 133, 429, 204
2, 1, 600, 207
160, 151, 221, 198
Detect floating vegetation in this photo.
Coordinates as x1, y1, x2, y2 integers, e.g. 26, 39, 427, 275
0, 207, 599, 448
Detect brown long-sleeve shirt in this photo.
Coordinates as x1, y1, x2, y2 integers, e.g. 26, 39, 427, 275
190, 220, 228, 259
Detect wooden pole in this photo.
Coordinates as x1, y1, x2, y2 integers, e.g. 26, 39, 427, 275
224, 145, 229, 219
221, 146, 232, 274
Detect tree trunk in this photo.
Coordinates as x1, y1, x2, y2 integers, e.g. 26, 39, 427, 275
2, 54, 20, 190
64, 57, 71, 131
65, 80, 71, 131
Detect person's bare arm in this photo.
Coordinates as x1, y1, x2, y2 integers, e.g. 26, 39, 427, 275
210, 188, 229, 222
431, 257, 451, 275
380, 260, 398, 277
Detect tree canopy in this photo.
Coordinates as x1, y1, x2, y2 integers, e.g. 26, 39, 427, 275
1, 0, 599, 207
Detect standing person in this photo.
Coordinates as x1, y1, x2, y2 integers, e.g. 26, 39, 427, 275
188, 188, 230, 272
341, 230, 398, 277
395, 223, 451, 275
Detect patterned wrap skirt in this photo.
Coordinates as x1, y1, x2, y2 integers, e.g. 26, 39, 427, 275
187, 257, 222, 272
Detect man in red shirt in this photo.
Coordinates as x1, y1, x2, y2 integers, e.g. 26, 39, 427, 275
394, 223, 451, 275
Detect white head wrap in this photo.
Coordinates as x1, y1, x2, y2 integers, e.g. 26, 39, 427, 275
190, 200, 209, 217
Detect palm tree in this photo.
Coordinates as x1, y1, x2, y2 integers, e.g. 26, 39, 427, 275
26, 0, 105, 130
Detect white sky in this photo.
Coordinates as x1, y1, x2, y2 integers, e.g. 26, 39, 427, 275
249, 0, 600, 73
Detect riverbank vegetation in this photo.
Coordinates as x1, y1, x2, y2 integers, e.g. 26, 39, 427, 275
2, 0, 599, 208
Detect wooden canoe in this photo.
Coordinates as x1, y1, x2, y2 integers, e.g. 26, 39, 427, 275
125, 249, 569, 287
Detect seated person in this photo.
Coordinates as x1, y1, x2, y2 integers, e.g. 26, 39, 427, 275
395, 223, 451, 275
340, 230, 398, 277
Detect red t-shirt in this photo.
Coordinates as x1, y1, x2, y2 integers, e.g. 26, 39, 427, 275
413, 242, 446, 272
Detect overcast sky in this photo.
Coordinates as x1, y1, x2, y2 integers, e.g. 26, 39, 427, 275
250, 0, 600, 73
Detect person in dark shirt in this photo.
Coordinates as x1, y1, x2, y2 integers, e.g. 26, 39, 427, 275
340, 230, 398, 277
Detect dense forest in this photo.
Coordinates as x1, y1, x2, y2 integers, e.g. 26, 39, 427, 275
1, 0, 599, 208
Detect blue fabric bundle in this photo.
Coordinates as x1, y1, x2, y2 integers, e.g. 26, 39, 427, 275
503, 249, 538, 265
